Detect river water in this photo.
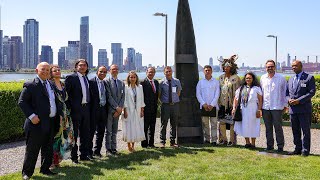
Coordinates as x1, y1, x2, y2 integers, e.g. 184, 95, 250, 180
0, 71, 294, 82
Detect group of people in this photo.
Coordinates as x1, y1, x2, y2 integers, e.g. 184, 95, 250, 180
18, 59, 181, 179
18, 56, 315, 180
197, 57, 316, 158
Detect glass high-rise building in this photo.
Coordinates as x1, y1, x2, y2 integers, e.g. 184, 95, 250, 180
135, 52, 142, 71
80, 16, 89, 62
87, 43, 93, 68
98, 49, 108, 67
40, 45, 53, 64
127, 48, 136, 71
111, 43, 123, 70
23, 19, 39, 68
0, 30, 3, 68
66, 41, 80, 68
58, 47, 66, 69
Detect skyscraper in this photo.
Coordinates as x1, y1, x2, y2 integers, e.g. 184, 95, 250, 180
87, 43, 93, 68
58, 47, 66, 69
127, 48, 136, 71
135, 52, 142, 71
10, 36, 23, 69
80, 16, 89, 61
287, 53, 291, 67
23, 19, 39, 68
98, 49, 108, 67
66, 41, 80, 68
209, 57, 213, 67
111, 43, 123, 70
2, 36, 13, 69
40, 45, 53, 64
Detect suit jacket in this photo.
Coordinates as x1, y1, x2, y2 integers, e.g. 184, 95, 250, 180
123, 85, 145, 117
141, 78, 159, 114
18, 77, 62, 133
286, 71, 316, 114
89, 77, 109, 111
106, 77, 125, 113
65, 72, 91, 111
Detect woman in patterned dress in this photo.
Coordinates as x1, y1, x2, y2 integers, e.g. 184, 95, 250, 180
50, 65, 75, 167
218, 55, 241, 146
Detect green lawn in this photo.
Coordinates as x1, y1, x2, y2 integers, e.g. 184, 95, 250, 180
1, 145, 320, 180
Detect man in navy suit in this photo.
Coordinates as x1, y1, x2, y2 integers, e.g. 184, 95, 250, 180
141, 67, 159, 148
89, 66, 108, 157
286, 60, 316, 156
65, 59, 92, 163
18, 62, 61, 179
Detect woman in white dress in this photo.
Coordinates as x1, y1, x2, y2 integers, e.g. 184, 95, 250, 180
122, 71, 146, 152
233, 72, 263, 148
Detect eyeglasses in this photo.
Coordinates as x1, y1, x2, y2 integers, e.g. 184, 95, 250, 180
266, 66, 275, 69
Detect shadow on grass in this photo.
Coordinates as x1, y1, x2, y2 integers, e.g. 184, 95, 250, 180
31, 145, 215, 179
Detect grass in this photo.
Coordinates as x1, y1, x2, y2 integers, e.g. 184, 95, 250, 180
1, 145, 320, 180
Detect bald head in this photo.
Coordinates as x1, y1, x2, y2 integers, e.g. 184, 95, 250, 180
36, 62, 50, 80
291, 60, 303, 74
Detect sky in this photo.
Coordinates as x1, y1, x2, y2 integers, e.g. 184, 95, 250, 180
1, 0, 320, 67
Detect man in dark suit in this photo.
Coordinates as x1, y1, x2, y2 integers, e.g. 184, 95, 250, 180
18, 62, 61, 179
65, 59, 92, 163
89, 66, 108, 157
141, 67, 159, 148
286, 60, 316, 156
105, 64, 125, 155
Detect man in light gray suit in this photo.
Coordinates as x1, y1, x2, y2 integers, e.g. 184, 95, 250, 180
105, 64, 125, 155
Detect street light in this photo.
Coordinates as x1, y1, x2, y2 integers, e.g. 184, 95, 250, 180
267, 35, 278, 72
153, 12, 168, 67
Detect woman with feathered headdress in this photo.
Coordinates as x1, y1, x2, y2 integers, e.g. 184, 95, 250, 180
217, 55, 241, 146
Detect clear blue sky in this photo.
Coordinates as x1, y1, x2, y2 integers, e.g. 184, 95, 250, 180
1, 0, 319, 67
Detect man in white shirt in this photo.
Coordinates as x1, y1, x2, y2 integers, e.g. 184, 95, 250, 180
196, 65, 220, 145
260, 60, 287, 152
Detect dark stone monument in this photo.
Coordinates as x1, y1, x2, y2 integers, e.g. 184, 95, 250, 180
175, 0, 203, 144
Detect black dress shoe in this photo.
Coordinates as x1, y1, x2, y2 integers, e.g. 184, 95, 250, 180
244, 144, 251, 148
80, 156, 91, 161
22, 174, 31, 180
93, 152, 103, 158
112, 149, 118, 155
265, 146, 274, 151
287, 150, 301, 155
277, 148, 284, 153
148, 145, 157, 148
72, 159, 79, 164
302, 151, 310, 157
88, 155, 95, 160
40, 170, 57, 176
212, 142, 217, 146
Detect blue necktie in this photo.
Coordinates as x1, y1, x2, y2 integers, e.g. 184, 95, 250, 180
83, 76, 90, 103
293, 74, 299, 88
100, 81, 106, 106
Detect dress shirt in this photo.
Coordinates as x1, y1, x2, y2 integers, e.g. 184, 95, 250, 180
28, 76, 57, 120
260, 73, 287, 110
96, 76, 106, 106
159, 77, 182, 103
77, 72, 89, 104
196, 77, 220, 109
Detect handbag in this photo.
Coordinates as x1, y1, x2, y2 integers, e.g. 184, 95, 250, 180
201, 107, 216, 117
232, 86, 243, 122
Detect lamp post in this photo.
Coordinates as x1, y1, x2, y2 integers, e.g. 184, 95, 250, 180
267, 35, 278, 72
154, 12, 168, 67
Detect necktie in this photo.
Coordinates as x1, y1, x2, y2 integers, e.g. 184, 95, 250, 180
168, 80, 172, 103
100, 81, 106, 106
113, 79, 118, 88
83, 76, 90, 103
43, 80, 49, 97
150, 80, 156, 93
294, 74, 299, 88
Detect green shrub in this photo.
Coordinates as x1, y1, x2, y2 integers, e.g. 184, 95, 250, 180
0, 82, 25, 143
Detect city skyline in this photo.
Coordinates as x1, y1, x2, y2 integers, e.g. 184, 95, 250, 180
1, 0, 320, 67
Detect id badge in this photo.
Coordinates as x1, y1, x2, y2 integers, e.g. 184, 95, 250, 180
172, 87, 177, 93
301, 83, 306, 87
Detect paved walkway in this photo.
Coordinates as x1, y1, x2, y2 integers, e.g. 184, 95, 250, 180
0, 119, 319, 176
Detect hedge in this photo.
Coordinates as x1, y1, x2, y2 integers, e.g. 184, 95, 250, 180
0, 82, 25, 143
0, 77, 320, 142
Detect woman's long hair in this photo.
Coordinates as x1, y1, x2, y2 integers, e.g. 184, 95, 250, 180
241, 72, 260, 87
126, 70, 139, 86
